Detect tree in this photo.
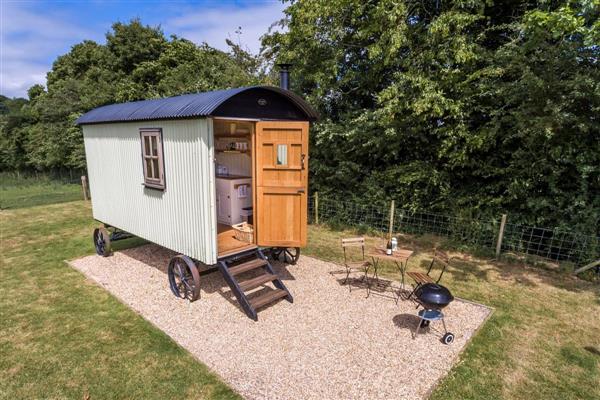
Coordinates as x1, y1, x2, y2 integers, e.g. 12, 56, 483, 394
0, 19, 265, 172
106, 19, 167, 74
262, 0, 600, 232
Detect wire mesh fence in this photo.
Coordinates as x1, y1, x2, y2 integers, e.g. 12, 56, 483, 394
309, 194, 599, 267
501, 223, 599, 265
0, 170, 88, 209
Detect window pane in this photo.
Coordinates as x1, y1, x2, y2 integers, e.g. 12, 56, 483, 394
144, 136, 151, 156
276, 144, 287, 165
152, 159, 160, 179
151, 136, 158, 156
145, 158, 153, 178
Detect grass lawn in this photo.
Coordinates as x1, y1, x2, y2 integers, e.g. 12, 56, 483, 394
0, 173, 84, 209
0, 201, 240, 399
1, 199, 599, 399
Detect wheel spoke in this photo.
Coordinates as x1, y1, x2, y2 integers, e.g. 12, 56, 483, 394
175, 263, 185, 279
181, 277, 193, 291
176, 282, 186, 297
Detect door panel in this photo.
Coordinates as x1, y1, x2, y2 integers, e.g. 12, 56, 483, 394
255, 121, 308, 247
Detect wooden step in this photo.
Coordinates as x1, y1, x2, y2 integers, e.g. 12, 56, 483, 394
228, 258, 268, 276
249, 289, 288, 310
239, 273, 277, 292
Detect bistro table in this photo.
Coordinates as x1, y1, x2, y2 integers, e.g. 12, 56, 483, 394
366, 247, 414, 303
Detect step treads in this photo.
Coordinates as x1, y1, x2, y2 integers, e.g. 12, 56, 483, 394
228, 258, 268, 276
249, 289, 288, 310
239, 273, 277, 292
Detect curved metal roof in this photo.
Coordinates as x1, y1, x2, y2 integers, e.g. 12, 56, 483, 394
76, 86, 318, 125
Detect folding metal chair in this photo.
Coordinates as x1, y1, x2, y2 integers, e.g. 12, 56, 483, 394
407, 248, 451, 299
341, 237, 372, 292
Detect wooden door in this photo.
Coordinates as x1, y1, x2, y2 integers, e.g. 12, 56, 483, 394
254, 121, 309, 248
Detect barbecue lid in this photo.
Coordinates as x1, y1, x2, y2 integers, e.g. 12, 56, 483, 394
415, 283, 454, 306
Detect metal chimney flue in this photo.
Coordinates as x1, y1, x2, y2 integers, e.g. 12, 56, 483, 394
277, 63, 292, 90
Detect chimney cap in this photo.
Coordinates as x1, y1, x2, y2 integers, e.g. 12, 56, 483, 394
276, 63, 293, 70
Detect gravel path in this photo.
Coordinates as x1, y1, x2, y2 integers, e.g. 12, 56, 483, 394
70, 245, 490, 400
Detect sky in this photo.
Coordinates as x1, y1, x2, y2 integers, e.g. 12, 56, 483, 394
0, 0, 287, 98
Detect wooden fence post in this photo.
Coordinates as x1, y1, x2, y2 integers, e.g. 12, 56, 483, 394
314, 192, 319, 224
81, 175, 89, 201
573, 259, 600, 275
388, 200, 395, 240
495, 214, 507, 257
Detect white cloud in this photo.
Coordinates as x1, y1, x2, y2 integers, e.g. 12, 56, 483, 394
0, 60, 48, 97
165, 2, 286, 54
1, 2, 97, 98
0, 1, 287, 98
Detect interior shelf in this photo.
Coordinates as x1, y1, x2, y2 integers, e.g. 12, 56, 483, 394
216, 150, 250, 154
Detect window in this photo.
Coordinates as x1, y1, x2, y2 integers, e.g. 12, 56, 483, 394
276, 144, 288, 166
140, 128, 165, 190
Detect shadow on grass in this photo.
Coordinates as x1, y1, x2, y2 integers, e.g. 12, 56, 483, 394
584, 346, 600, 357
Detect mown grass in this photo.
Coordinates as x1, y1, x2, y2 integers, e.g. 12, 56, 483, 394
304, 225, 600, 400
0, 201, 240, 399
0, 172, 83, 209
1, 197, 598, 400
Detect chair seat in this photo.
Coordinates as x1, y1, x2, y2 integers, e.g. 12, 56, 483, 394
345, 261, 371, 270
407, 271, 434, 284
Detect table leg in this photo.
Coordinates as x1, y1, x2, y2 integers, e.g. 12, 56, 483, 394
372, 260, 380, 285
366, 257, 378, 297
392, 260, 406, 303
400, 261, 406, 291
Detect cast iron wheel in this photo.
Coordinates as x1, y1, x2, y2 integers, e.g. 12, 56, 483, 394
442, 332, 455, 345
93, 227, 111, 257
267, 248, 281, 262
420, 319, 430, 328
274, 247, 301, 265
168, 255, 200, 302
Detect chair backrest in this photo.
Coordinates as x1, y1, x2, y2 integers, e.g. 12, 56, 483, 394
341, 237, 366, 263
428, 248, 452, 283
433, 249, 450, 266
341, 237, 365, 248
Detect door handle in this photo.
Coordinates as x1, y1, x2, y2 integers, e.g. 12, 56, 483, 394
301, 154, 306, 170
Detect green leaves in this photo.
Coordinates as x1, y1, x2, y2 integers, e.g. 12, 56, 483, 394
263, 0, 600, 233
1, 19, 264, 172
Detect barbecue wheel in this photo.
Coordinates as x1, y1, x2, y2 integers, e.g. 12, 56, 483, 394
419, 319, 430, 328
442, 332, 454, 345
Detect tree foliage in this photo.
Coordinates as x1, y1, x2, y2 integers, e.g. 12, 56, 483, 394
0, 19, 266, 172
262, 0, 600, 232
1, 4, 598, 233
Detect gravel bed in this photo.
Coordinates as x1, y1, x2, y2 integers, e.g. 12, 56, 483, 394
70, 244, 490, 399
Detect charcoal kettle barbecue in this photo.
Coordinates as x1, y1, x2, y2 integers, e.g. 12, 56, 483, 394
414, 283, 454, 309
413, 283, 455, 344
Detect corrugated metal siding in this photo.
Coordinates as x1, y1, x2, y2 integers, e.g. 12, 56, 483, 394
83, 119, 217, 265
